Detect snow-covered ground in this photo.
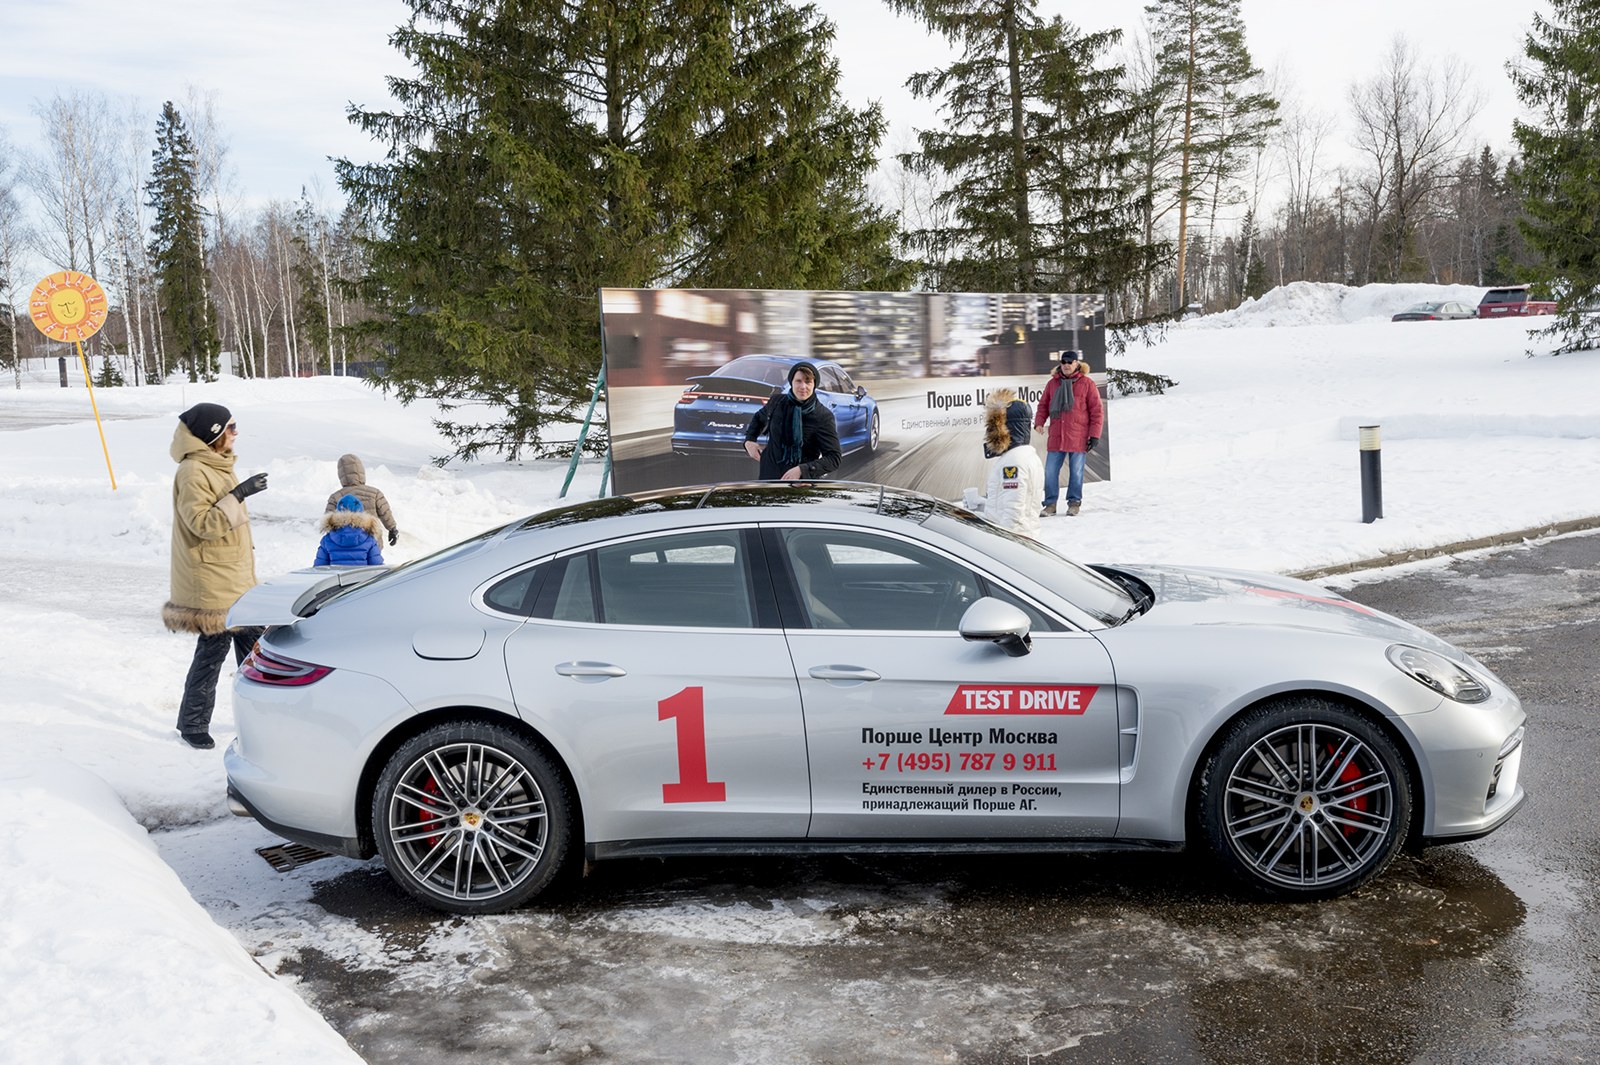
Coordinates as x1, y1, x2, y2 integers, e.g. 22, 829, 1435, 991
1, 282, 1596, 1061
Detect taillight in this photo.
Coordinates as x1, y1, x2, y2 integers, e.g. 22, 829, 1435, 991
241, 646, 334, 686
678, 391, 698, 404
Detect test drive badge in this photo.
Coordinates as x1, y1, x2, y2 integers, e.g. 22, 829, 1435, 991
946, 684, 1098, 715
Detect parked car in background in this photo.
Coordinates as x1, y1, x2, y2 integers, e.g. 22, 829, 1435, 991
1477, 286, 1557, 318
671, 354, 879, 458
1391, 301, 1477, 322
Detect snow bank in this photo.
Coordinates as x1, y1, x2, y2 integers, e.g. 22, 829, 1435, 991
0, 758, 362, 1063
1186, 280, 1488, 329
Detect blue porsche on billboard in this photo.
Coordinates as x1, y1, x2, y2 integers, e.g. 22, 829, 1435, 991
671, 354, 880, 458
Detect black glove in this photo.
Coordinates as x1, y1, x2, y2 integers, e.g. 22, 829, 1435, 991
1085, 437, 1099, 452
388, 528, 399, 546
230, 473, 268, 502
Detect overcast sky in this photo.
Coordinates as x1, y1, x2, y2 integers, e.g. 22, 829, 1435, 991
2, 0, 1545, 218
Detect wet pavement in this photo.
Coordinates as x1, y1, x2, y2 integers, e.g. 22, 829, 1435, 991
160, 531, 1600, 1063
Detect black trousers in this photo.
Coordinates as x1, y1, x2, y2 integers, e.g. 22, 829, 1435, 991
177, 627, 264, 735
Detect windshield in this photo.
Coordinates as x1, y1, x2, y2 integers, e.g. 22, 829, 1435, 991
926, 504, 1137, 626
714, 355, 798, 387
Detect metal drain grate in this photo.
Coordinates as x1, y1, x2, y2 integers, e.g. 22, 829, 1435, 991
255, 842, 334, 873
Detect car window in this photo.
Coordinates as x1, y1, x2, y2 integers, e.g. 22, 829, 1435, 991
533, 554, 597, 623
1481, 289, 1521, 304
925, 507, 1135, 626
718, 356, 791, 387
484, 564, 547, 616
818, 365, 847, 393
780, 528, 985, 631
589, 530, 757, 628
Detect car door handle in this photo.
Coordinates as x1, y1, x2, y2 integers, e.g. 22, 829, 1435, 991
808, 665, 881, 682
554, 661, 627, 679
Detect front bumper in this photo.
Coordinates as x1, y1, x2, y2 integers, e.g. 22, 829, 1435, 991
1399, 687, 1528, 843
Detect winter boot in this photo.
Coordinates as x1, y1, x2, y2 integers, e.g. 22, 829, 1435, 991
181, 731, 216, 750
1041, 503, 1056, 517
1066, 501, 1082, 516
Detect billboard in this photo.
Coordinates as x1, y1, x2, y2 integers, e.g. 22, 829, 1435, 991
602, 289, 1108, 502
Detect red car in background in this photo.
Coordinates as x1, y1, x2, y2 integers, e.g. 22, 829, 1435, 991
1477, 285, 1557, 318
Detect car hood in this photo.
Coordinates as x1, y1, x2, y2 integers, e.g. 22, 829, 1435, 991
1107, 563, 1462, 654
226, 566, 389, 627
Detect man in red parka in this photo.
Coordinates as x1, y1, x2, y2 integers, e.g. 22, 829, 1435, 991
1033, 350, 1103, 516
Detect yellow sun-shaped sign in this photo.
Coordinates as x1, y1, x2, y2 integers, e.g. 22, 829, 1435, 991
29, 271, 109, 343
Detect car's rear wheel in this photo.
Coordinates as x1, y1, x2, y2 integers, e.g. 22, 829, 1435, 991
1197, 698, 1410, 900
373, 721, 572, 914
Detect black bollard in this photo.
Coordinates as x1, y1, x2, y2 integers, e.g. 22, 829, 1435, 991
1360, 425, 1383, 523
58, 355, 69, 387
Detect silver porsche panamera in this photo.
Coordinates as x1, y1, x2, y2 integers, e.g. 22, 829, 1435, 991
225, 482, 1527, 915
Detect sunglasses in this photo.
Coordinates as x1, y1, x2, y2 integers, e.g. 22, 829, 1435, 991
226, 422, 239, 432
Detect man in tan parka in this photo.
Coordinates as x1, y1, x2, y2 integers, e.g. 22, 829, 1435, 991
162, 402, 268, 749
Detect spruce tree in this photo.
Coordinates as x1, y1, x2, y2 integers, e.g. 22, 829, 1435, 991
338, 0, 903, 460
146, 102, 219, 382
1144, 0, 1278, 310
891, 0, 1165, 304
1511, 0, 1600, 354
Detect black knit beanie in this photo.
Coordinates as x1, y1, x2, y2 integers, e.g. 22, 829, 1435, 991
179, 402, 232, 445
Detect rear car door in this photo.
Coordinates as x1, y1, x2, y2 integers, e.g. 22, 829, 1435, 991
769, 525, 1121, 839
502, 527, 810, 845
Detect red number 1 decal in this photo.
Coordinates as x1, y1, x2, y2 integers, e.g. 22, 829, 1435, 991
659, 686, 727, 803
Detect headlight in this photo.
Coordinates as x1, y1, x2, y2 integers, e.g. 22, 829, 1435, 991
1386, 644, 1491, 703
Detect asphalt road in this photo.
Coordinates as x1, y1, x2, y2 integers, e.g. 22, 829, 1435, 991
161, 529, 1600, 1064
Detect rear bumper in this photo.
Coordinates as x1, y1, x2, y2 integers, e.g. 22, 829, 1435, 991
226, 782, 368, 859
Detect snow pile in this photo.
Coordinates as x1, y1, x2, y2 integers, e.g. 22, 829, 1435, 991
0, 759, 363, 1063
1187, 280, 1488, 329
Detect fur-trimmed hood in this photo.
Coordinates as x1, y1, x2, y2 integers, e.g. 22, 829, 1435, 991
984, 389, 1032, 457
320, 508, 382, 538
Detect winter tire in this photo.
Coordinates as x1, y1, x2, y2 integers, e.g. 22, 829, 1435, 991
373, 721, 572, 914
1198, 698, 1411, 900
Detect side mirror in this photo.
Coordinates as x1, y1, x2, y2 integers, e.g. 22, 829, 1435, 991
855, 385, 867, 399
958, 597, 1032, 657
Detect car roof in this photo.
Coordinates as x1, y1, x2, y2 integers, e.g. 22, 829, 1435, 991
722, 353, 836, 368
512, 481, 938, 536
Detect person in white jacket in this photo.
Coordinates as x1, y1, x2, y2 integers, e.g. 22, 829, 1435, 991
964, 388, 1044, 537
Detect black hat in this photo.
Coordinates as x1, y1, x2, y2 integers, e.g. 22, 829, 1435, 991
178, 402, 231, 445
1058, 349, 1082, 364
788, 361, 819, 386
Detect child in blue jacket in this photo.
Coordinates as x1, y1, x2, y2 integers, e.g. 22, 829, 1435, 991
314, 494, 385, 566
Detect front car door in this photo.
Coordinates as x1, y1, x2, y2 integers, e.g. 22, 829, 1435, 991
769, 524, 1120, 839
818, 364, 864, 449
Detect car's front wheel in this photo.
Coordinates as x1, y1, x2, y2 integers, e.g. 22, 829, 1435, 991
866, 410, 880, 452
1197, 698, 1411, 900
372, 721, 572, 914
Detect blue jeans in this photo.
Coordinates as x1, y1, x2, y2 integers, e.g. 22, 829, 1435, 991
1043, 450, 1086, 508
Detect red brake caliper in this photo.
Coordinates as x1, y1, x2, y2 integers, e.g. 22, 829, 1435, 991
418, 775, 443, 848
1330, 744, 1367, 835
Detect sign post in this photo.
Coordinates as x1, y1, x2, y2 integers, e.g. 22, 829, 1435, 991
29, 270, 117, 490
